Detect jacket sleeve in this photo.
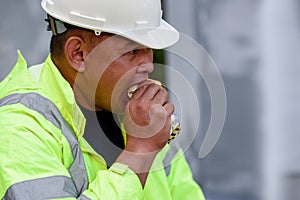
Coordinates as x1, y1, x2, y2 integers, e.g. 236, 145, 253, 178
166, 148, 206, 200
82, 163, 143, 199
0, 106, 143, 200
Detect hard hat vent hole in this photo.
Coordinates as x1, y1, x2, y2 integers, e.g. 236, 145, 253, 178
94, 31, 101, 36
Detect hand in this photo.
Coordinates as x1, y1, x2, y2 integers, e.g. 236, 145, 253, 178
123, 82, 174, 153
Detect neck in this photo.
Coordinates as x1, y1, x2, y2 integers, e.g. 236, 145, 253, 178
51, 55, 102, 111
73, 83, 103, 111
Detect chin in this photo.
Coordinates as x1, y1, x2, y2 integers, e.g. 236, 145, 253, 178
110, 91, 128, 114
110, 100, 127, 114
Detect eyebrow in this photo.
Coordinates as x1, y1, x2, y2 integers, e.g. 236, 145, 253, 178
119, 36, 146, 51
125, 41, 148, 52
124, 40, 138, 47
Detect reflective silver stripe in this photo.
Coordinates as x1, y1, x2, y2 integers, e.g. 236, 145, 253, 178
0, 93, 88, 197
3, 176, 77, 200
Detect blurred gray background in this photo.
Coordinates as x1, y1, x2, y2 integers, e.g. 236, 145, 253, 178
1, 0, 300, 200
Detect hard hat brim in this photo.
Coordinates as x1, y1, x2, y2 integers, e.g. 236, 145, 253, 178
41, 0, 179, 49
117, 20, 180, 49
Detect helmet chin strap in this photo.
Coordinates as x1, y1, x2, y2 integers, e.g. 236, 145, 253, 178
45, 15, 68, 35
45, 15, 101, 36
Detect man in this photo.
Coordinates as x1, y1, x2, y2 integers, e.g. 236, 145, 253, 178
0, 0, 205, 199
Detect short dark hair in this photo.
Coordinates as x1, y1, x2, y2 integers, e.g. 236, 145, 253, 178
49, 20, 93, 58
48, 19, 113, 59
50, 31, 68, 58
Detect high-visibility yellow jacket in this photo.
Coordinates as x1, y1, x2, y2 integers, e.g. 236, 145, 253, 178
0, 51, 205, 199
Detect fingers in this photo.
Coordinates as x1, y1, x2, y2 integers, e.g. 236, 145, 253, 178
126, 81, 174, 139
130, 83, 151, 100
152, 87, 169, 105
163, 102, 175, 117
131, 83, 169, 105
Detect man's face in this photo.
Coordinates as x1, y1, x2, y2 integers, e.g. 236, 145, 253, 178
80, 34, 154, 113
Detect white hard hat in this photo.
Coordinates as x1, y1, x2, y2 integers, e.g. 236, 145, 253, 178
41, 0, 179, 49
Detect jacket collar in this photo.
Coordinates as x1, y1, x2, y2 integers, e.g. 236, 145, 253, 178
36, 54, 86, 139
1, 51, 86, 140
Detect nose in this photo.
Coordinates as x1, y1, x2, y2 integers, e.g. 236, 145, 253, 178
136, 48, 154, 74
137, 62, 154, 74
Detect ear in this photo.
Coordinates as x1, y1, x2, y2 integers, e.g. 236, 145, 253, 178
64, 36, 88, 73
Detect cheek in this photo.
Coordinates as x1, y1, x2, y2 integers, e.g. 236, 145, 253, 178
99, 67, 128, 91
96, 69, 118, 101
96, 66, 135, 112
103, 60, 137, 88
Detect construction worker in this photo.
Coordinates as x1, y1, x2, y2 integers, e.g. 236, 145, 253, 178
0, 0, 205, 199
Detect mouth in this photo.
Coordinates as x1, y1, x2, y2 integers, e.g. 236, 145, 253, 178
127, 84, 140, 98
127, 79, 163, 99
126, 79, 151, 99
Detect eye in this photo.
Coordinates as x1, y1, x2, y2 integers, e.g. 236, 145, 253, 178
123, 49, 139, 58
128, 49, 138, 54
